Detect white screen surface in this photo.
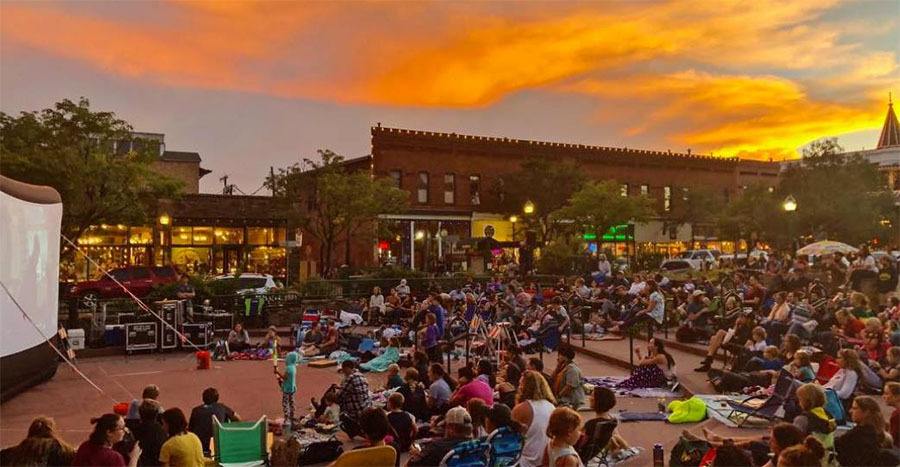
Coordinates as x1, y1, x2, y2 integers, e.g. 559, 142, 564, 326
0, 191, 62, 357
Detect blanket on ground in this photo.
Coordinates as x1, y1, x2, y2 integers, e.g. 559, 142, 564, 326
360, 346, 400, 372
584, 376, 682, 399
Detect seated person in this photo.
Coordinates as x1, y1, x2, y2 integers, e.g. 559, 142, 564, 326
616, 338, 675, 390
386, 393, 417, 453
330, 407, 398, 467
259, 326, 278, 350
188, 387, 240, 457
578, 387, 633, 461
407, 407, 474, 466
871, 347, 900, 383
299, 325, 324, 353
309, 391, 340, 426
449, 366, 493, 408
695, 310, 754, 373
226, 323, 251, 352
398, 368, 429, 422
385, 364, 404, 391
302, 322, 339, 357
835, 396, 898, 466
133, 400, 167, 466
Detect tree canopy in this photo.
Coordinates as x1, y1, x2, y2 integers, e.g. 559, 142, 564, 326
551, 180, 655, 241
0, 98, 183, 257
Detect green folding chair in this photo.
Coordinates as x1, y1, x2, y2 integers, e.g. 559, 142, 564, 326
213, 416, 268, 467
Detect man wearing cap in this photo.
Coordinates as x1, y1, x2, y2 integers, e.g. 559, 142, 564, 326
407, 406, 476, 466
397, 279, 410, 299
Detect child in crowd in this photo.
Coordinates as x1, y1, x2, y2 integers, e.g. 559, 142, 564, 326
274, 351, 299, 429
788, 350, 816, 383
746, 327, 768, 353
386, 393, 417, 452
546, 407, 585, 467
316, 392, 340, 426
871, 347, 900, 382
385, 364, 404, 390
758, 346, 783, 371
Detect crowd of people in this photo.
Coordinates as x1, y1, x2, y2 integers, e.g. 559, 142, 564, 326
3, 244, 898, 466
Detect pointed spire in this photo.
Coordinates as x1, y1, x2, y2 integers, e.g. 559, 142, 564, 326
877, 93, 900, 149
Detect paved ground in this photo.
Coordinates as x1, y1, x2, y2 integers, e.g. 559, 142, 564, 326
0, 339, 763, 466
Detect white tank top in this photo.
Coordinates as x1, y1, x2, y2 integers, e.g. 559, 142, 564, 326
520, 399, 554, 467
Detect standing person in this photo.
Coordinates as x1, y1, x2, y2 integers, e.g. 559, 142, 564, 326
544, 407, 584, 467
337, 360, 373, 438
158, 409, 204, 467
73, 413, 140, 467
5, 417, 76, 466
596, 254, 612, 283
274, 352, 299, 430
134, 400, 167, 467
876, 256, 898, 305
511, 371, 557, 467
188, 388, 240, 457
550, 346, 585, 409
420, 313, 441, 363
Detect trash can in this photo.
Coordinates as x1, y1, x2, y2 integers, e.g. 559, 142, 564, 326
196, 350, 211, 370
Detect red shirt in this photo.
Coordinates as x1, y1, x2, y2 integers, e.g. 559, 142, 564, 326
454, 380, 494, 407
844, 319, 865, 338
73, 441, 126, 467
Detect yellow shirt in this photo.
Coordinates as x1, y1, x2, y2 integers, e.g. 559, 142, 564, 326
159, 432, 205, 467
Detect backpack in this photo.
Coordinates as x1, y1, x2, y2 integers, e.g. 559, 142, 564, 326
823, 389, 845, 425
669, 437, 710, 467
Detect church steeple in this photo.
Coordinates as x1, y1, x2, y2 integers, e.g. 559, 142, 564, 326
877, 93, 900, 149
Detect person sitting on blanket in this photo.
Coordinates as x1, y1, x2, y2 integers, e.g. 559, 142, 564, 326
550, 345, 586, 409
577, 387, 635, 462
616, 338, 675, 390
302, 321, 339, 357
384, 364, 404, 391
226, 323, 251, 352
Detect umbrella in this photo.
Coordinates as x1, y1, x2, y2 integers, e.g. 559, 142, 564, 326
796, 240, 858, 256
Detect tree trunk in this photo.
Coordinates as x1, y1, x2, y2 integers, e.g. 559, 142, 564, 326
344, 230, 351, 267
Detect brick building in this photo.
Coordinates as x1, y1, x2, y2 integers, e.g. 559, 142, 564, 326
367, 125, 781, 272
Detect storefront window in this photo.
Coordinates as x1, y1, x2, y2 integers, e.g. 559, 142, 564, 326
192, 226, 213, 245
172, 226, 192, 245
78, 225, 127, 246
213, 227, 243, 244
246, 227, 286, 245
128, 227, 153, 245
247, 247, 286, 276
171, 247, 211, 274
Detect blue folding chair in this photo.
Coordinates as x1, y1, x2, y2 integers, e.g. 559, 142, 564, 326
727, 369, 794, 427
439, 439, 490, 467
486, 426, 524, 467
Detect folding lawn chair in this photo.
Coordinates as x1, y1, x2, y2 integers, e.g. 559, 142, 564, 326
726, 369, 794, 427
439, 439, 490, 467
486, 426, 524, 467
577, 419, 618, 467
213, 416, 268, 467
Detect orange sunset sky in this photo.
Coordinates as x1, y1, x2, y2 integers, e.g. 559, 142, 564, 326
1, 0, 898, 193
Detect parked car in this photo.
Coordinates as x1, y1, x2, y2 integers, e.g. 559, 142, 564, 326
211, 273, 279, 295
719, 250, 769, 267
672, 249, 721, 269
69, 266, 179, 307
658, 259, 695, 273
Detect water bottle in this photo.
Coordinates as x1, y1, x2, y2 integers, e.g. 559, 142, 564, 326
653, 443, 664, 466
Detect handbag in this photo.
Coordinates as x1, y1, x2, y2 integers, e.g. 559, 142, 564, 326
669, 437, 710, 467
297, 438, 344, 466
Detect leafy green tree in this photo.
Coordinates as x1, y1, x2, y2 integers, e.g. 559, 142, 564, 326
551, 180, 655, 244
494, 157, 588, 246
0, 98, 182, 258
774, 138, 896, 246
717, 184, 778, 253
266, 150, 408, 275
670, 186, 726, 245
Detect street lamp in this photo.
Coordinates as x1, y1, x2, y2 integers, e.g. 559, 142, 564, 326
158, 214, 171, 225
523, 200, 535, 215
415, 230, 425, 240
782, 195, 797, 212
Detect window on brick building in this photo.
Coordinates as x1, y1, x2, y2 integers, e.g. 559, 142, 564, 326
389, 170, 402, 189
469, 175, 481, 205
664, 186, 671, 211
682, 187, 689, 201
417, 172, 429, 203
620, 184, 629, 197
640, 184, 649, 195
444, 173, 455, 204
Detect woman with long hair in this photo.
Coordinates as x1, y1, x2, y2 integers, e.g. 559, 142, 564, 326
7, 417, 76, 466
73, 413, 139, 467
511, 371, 557, 467
834, 396, 895, 466
824, 349, 861, 405
159, 408, 204, 467
426, 363, 456, 415
777, 436, 825, 467
616, 338, 675, 390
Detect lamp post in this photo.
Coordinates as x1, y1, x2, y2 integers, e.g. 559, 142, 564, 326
783, 195, 798, 252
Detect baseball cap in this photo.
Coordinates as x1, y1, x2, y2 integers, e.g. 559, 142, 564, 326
444, 406, 472, 426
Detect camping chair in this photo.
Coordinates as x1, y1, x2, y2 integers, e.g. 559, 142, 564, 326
486, 426, 524, 467
726, 369, 794, 427
213, 416, 267, 467
439, 439, 490, 467
333, 445, 396, 467
577, 419, 618, 467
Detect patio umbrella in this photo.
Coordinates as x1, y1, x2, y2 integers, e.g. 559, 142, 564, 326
796, 240, 858, 256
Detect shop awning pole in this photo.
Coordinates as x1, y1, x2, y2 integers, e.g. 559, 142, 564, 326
410, 221, 415, 270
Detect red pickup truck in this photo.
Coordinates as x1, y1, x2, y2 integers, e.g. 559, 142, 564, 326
69, 266, 179, 307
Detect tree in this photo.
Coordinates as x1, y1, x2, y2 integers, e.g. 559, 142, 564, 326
551, 180, 655, 246
494, 157, 588, 246
266, 150, 408, 275
0, 98, 183, 258
774, 138, 896, 246
670, 186, 725, 246
717, 184, 778, 253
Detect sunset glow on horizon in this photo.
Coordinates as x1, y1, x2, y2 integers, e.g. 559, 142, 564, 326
1, 0, 897, 191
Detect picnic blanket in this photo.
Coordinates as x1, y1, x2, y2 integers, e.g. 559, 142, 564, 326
359, 346, 400, 372
694, 394, 774, 428
586, 446, 644, 466
327, 350, 357, 364
583, 376, 682, 399
616, 411, 668, 422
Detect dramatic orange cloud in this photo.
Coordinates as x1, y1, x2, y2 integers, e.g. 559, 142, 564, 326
0, 0, 896, 160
